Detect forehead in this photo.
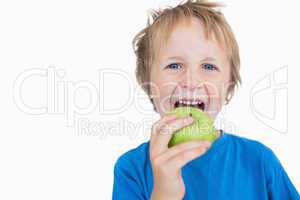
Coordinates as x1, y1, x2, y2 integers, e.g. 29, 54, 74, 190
157, 17, 226, 61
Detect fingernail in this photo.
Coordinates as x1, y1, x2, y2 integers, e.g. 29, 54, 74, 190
184, 116, 193, 123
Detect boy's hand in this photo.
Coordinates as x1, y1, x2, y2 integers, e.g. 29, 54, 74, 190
149, 114, 211, 200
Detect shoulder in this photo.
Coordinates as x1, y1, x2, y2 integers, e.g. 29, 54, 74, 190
112, 142, 152, 199
114, 141, 150, 171
222, 132, 284, 177
225, 133, 300, 197
223, 132, 276, 163
225, 132, 273, 154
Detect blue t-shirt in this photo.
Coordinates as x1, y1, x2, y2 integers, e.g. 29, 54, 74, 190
112, 132, 299, 199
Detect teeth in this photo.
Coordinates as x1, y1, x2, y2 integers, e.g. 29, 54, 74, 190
174, 99, 205, 111
176, 99, 203, 105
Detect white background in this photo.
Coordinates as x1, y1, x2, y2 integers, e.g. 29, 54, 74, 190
0, 0, 299, 199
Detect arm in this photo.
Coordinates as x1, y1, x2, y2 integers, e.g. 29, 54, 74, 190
264, 149, 300, 200
112, 157, 145, 200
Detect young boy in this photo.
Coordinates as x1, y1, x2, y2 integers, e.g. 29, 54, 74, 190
112, 0, 299, 199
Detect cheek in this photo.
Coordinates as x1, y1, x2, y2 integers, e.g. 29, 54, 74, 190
150, 77, 166, 98
221, 68, 232, 101
205, 83, 224, 118
150, 72, 177, 97
205, 82, 226, 110
150, 75, 178, 114
149, 76, 167, 97
207, 67, 231, 101
205, 82, 222, 98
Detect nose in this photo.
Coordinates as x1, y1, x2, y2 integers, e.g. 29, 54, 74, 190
179, 67, 204, 91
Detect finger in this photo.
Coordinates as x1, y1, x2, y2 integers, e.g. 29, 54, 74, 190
166, 145, 208, 171
150, 114, 177, 142
160, 116, 193, 135
150, 114, 177, 155
157, 140, 211, 162
151, 116, 194, 156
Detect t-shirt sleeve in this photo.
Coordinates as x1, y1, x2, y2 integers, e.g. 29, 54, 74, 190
264, 149, 300, 200
112, 156, 145, 200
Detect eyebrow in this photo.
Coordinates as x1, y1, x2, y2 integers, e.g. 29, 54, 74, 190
201, 57, 217, 62
164, 56, 217, 62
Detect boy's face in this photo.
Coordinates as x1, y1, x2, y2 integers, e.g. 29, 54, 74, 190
150, 17, 231, 119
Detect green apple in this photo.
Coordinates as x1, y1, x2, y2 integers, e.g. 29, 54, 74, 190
168, 106, 217, 147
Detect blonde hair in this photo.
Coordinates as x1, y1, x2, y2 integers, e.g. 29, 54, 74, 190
133, 0, 241, 107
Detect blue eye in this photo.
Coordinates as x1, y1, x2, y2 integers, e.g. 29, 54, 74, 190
166, 63, 182, 70
203, 63, 217, 71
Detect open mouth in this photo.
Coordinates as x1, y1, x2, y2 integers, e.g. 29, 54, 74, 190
173, 99, 206, 111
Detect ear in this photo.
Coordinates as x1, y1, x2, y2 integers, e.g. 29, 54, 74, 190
224, 83, 235, 105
